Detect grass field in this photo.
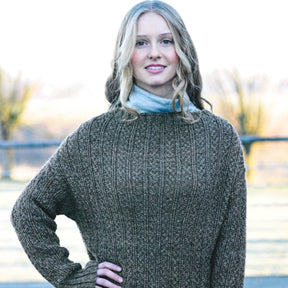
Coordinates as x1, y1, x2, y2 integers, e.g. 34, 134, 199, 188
0, 179, 287, 282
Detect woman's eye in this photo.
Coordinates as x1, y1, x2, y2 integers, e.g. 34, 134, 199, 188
136, 41, 146, 47
162, 39, 173, 45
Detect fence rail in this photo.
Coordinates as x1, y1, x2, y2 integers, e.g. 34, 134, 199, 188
240, 136, 288, 144
1, 276, 288, 288
0, 140, 61, 149
1, 136, 288, 149
1, 136, 288, 180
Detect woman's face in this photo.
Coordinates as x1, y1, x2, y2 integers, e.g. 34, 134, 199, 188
131, 12, 179, 98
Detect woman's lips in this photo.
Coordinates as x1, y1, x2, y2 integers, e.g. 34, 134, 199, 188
145, 64, 166, 74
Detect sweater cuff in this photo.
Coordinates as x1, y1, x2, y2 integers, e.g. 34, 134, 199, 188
58, 260, 98, 288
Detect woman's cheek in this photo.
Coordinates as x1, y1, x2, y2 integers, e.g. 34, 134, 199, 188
171, 49, 179, 63
131, 51, 140, 66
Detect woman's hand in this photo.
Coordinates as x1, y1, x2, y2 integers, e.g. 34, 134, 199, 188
95, 261, 123, 288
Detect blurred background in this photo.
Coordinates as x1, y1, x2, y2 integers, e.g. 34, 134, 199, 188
0, 0, 287, 285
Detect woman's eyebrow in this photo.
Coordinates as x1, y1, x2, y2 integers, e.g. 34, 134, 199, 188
136, 33, 173, 38
159, 33, 173, 37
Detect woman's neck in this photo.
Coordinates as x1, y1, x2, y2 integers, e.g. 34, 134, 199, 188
126, 85, 200, 114
134, 83, 174, 99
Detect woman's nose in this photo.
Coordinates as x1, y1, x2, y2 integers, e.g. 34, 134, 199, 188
148, 44, 161, 59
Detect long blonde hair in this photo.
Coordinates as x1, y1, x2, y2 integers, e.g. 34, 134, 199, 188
105, 0, 205, 121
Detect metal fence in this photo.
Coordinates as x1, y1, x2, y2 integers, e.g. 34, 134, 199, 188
0, 140, 61, 149
0, 136, 288, 181
1, 136, 288, 149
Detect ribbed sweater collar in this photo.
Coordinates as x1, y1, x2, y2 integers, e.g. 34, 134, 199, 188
126, 85, 199, 113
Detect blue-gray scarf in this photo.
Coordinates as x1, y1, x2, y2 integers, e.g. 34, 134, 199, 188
126, 85, 199, 113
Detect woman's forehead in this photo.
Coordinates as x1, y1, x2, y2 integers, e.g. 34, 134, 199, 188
136, 12, 171, 35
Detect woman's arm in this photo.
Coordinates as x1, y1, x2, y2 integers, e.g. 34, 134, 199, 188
210, 129, 247, 288
11, 138, 99, 288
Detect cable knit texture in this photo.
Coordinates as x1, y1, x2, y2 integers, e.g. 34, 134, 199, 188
11, 109, 246, 288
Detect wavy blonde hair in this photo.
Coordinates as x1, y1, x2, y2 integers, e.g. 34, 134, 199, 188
105, 0, 206, 121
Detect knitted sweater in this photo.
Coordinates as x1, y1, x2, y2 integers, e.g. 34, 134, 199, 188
11, 109, 246, 288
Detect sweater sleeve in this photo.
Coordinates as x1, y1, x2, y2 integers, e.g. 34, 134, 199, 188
210, 127, 247, 288
10, 136, 98, 288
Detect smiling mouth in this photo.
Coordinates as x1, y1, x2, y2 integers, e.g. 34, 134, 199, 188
145, 65, 166, 72
145, 65, 167, 74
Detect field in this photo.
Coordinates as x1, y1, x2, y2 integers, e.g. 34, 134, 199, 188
0, 179, 287, 282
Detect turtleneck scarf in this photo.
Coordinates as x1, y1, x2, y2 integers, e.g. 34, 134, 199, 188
126, 85, 200, 113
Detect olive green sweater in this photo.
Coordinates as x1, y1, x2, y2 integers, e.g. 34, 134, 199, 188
11, 110, 246, 288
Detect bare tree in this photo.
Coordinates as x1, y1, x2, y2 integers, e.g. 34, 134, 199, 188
0, 67, 37, 178
206, 68, 268, 178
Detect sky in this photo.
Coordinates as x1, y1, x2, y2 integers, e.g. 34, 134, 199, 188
0, 0, 287, 92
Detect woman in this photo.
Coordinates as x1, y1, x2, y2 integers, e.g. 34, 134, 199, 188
11, 1, 247, 287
